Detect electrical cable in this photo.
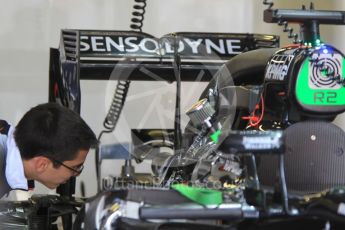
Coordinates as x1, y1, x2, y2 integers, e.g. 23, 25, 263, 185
263, 0, 299, 44
130, 0, 147, 31
95, 0, 147, 192
241, 95, 264, 127
279, 21, 299, 44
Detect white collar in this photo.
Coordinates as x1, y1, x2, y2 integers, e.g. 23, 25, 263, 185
5, 126, 28, 190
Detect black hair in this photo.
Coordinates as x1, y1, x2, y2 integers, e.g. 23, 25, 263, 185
14, 102, 98, 162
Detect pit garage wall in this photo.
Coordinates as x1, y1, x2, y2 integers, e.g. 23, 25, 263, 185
0, 0, 344, 198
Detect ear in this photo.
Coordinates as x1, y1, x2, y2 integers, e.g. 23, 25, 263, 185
33, 156, 51, 173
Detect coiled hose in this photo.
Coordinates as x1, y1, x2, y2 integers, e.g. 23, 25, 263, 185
95, 0, 147, 192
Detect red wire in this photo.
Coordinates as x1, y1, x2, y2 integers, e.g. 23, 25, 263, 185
241, 95, 265, 127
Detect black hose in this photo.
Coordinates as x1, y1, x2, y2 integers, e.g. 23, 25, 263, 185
279, 154, 294, 215
173, 35, 182, 155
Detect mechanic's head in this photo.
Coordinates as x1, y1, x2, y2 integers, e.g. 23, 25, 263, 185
14, 102, 98, 189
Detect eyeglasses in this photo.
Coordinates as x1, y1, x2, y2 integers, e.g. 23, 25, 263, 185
48, 157, 84, 175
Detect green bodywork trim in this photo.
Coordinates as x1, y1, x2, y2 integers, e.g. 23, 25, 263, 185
171, 184, 223, 206
296, 57, 345, 106
210, 130, 222, 144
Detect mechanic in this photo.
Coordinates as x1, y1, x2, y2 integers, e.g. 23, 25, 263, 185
0, 102, 98, 198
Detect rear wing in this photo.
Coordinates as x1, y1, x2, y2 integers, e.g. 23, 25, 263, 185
49, 30, 279, 111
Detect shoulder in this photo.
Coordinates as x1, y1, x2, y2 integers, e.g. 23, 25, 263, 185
0, 119, 9, 151
0, 120, 10, 155
0, 134, 6, 151
0, 120, 10, 135
0, 121, 11, 199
